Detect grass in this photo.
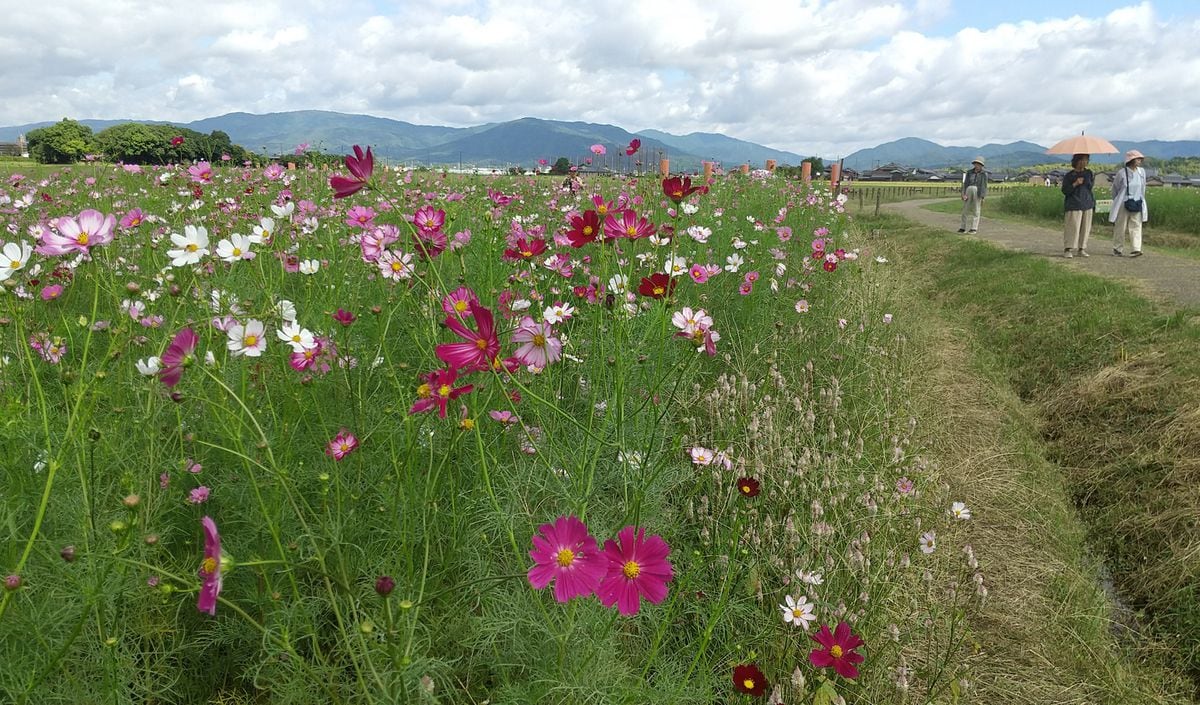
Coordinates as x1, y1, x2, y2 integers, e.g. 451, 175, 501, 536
863, 212, 1200, 699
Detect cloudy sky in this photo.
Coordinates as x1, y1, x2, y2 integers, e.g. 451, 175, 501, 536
3, 0, 1199, 156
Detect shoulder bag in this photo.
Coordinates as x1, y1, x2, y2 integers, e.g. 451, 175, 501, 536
1123, 166, 1143, 213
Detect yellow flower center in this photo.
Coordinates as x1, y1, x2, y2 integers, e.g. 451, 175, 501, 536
9, 259, 20, 269
454, 300, 468, 312
459, 418, 475, 431
416, 383, 431, 399
830, 645, 844, 659
622, 560, 641, 579
77, 232, 90, 245
186, 243, 198, 252
625, 225, 637, 237
597, 205, 607, 215
201, 557, 217, 575
243, 334, 258, 347
583, 225, 594, 235
437, 384, 452, 398
743, 678, 756, 690
521, 249, 532, 257
653, 285, 664, 295
232, 247, 242, 256
475, 338, 488, 350
741, 484, 751, 494
792, 608, 805, 619
555, 548, 575, 567
532, 333, 546, 348
339, 442, 351, 453
391, 261, 403, 272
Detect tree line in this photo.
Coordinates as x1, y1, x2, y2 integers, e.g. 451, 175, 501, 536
24, 118, 255, 165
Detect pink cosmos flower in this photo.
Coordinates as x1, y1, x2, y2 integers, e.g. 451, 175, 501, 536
187, 162, 214, 184
37, 209, 116, 255
602, 209, 655, 241
413, 205, 445, 232
688, 264, 709, 284
345, 205, 376, 229
489, 410, 519, 425
442, 286, 479, 320
120, 208, 145, 229
436, 301, 500, 372
596, 526, 673, 616
197, 516, 222, 615
409, 368, 474, 418
326, 429, 359, 460
41, 284, 63, 301
159, 327, 198, 388
377, 250, 415, 281
809, 622, 866, 679
330, 145, 374, 199
361, 225, 399, 262
590, 144, 607, 156
528, 515, 608, 602
511, 316, 562, 369
188, 486, 211, 504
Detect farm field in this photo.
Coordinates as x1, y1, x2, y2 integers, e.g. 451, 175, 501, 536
0, 157, 1195, 703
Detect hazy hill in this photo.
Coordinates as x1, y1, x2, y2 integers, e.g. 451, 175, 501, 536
845, 137, 1200, 170
636, 129, 805, 168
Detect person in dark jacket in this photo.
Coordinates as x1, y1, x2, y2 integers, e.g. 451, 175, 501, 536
1061, 153, 1096, 257
958, 157, 988, 233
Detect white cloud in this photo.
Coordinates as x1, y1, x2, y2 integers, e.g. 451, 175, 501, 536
0, 0, 1197, 156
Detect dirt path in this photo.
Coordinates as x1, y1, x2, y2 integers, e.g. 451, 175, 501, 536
883, 198, 1200, 308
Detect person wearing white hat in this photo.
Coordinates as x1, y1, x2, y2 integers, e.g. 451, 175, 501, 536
959, 157, 988, 233
1110, 149, 1148, 257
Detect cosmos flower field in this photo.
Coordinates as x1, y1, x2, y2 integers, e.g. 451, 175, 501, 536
0, 147, 982, 703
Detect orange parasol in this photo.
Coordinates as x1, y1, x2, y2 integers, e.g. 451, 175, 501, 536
1045, 133, 1119, 155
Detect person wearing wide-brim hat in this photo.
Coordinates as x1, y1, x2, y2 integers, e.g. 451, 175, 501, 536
1110, 149, 1148, 257
959, 157, 988, 233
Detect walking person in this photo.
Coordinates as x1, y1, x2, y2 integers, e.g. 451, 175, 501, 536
959, 157, 988, 233
1061, 153, 1095, 257
1111, 150, 1148, 257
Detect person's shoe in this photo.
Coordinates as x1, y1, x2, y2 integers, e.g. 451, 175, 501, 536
968, 229, 977, 233
957, 228, 965, 233
1113, 248, 1123, 256
1064, 249, 1074, 258
1130, 250, 1143, 258
1078, 249, 1089, 257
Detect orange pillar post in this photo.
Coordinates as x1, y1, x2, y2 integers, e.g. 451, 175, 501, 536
659, 158, 669, 177
740, 164, 750, 175
765, 159, 776, 172
702, 161, 714, 180
801, 161, 812, 184
830, 163, 841, 192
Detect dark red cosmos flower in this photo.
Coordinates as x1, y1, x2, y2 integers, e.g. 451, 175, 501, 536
565, 210, 601, 248
637, 272, 676, 300
330, 145, 374, 199
809, 622, 866, 679
409, 367, 474, 418
625, 138, 641, 156
170, 135, 185, 147
732, 664, 768, 697
503, 237, 547, 261
332, 308, 356, 326
736, 477, 760, 498
662, 175, 702, 204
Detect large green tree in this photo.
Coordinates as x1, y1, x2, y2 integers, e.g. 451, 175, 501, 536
26, 119, 95, 163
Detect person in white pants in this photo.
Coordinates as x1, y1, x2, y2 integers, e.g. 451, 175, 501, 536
1110, 150, 1149, 257
959, 157, 988, 233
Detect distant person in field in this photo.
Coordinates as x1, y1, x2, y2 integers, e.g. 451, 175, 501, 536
958, 157, 987, 233
1061, 153, 1096, 258
1110, 150, 1148, 257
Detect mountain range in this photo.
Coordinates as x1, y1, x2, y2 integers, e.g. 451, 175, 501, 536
3, 111, 1200, 171
0, 111, 805, 171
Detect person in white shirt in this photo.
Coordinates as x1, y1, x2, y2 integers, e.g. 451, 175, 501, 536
1110, 149, 1149, 257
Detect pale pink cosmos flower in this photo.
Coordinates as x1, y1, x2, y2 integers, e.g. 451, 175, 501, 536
671, 307, 712, 335
196, 516, 222, 615
36, 209, 116, 256
511, 316, 562, 369
188, 486, 211, 504
377, 250, 415, 281
689, 447, 715, 465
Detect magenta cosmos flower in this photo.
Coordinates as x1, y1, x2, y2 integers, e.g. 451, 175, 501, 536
602, 209, 656, 241
36, 209, 116, 256
326, 429, 359, 460
197, 516, 223, 615
435, 301, 500, 372
409, 367, 474, 418
596, 526, 673, 616
527, 515, 607, 602
809, 622, 866, 679
159, 327, 198, 388
330, 145, 374, 199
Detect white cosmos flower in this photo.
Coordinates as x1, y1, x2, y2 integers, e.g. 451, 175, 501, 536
686, 225, 711, 243
276, 321, 316, 352
0, 240, 33, 282
779, 594, 817, 629
215, 233, 255, 262
607, 273, 628, 295
724, 253, 744, 273
543, 303, 574, 325
919, 530, 937, 554
251, 217, 275, 244
681, 202, 699, 215
664, 256, 688, 277
510, 298, 531, 312
671, 307, 711, 334
270, 201, 295, 218
299, 259, 320, 275
950, 502, 972, 520
166, 225, 210, 267
277, 299, 297, 322
135, 356, 162, 375
227, 319, 267, 357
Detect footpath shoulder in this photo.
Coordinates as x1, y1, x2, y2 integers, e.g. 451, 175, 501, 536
882, 198, 1200, 309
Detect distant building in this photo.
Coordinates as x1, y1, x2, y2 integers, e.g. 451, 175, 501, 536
0, 133, 27, 158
